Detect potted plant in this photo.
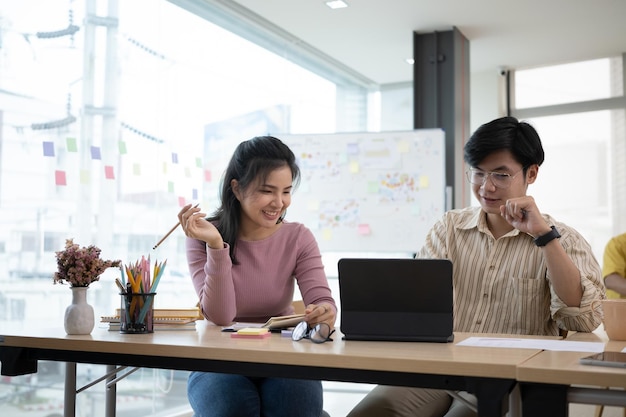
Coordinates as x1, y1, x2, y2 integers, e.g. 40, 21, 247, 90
54, 239, 121, 334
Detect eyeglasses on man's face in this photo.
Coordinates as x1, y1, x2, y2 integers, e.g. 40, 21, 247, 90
291, 321, 334, 344
465, 167, 524, 189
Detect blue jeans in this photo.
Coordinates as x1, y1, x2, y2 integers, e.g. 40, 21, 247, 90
187, 371, 323, 417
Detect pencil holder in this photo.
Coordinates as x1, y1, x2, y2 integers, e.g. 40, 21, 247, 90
120, 292, 156, 334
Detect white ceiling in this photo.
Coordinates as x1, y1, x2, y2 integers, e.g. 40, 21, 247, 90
233, 0, 626, 85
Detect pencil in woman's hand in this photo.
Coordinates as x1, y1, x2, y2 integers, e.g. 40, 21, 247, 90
152, 203, 199, 250
153, 222, 180, 250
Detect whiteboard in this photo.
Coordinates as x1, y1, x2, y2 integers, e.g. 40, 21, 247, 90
280, 129, 446, 252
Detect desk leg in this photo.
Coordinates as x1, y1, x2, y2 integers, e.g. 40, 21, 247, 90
464, 378, 515, 417
520, 382, 568, 417
64, 362, 76, 417
105, 364, 117, 417
508, 383, 521, 417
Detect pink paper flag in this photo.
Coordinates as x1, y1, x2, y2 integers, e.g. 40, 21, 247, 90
104, 165, 115, 179
55, 170, 67, 186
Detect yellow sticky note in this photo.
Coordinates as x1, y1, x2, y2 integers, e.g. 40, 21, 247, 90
237, 327, 269, 335
322, 229, 333, 241
397, 140, 410, 153
349, 161, 359, 173
419, 175, 429, 188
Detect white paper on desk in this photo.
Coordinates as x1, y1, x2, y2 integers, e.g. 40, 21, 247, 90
457, 337, 604, 353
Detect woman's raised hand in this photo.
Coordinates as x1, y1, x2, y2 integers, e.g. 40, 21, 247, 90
177, 203, 224, 249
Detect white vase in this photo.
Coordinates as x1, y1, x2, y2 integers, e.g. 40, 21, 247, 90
64, 286, 95, 335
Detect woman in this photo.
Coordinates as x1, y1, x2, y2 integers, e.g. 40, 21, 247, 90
178, 136, 337, 417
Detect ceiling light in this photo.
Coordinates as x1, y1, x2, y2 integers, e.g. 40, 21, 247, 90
326, 1, 348, 9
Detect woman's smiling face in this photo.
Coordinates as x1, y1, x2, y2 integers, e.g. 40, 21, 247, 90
232, 165, 293, 237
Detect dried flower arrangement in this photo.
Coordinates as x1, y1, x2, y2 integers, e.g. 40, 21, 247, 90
53, 238, 121, 287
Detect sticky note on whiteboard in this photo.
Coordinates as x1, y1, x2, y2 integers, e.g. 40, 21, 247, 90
397, 140, 410, 153
349, 161, 359, 173
358, 224, 371, 236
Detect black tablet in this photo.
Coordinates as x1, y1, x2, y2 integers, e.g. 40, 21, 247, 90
579, 352, 626, 368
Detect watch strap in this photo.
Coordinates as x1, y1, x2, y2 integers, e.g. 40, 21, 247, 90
534, 226, 561, 247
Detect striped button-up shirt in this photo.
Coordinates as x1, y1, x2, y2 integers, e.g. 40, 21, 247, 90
416, 206, 605, 336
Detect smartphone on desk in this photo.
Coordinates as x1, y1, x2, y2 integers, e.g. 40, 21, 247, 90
579, 352, 626, 368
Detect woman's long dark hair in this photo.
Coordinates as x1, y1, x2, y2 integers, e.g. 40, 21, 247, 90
207, 136, 300, 263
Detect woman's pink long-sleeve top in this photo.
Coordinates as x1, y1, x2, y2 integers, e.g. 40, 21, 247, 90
186, 221, 337, 326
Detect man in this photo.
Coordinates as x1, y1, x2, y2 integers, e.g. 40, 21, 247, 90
603, 232, 626, 298
347, 116, 605, 417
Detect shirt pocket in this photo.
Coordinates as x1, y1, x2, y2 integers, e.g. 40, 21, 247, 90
507, 276, 550, 334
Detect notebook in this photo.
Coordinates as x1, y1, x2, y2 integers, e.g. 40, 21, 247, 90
338, 258, 454, 343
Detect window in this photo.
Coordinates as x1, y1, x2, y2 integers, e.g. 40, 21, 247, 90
0, 1, 370, 415
0, 0, 366, 314
514, 57, 623, 108
512, 57, 626, 260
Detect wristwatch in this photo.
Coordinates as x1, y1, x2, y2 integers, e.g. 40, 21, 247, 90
534, 226, 561, 247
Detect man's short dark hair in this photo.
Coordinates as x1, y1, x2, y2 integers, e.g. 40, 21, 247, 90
464, 116, 545, 169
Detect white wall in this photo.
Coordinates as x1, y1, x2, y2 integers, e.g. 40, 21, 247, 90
379, 69, 504, 135
379, 82, 413, 132
470, 69, 504, 131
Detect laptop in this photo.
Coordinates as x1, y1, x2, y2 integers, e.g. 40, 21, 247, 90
338, 258, 454, 343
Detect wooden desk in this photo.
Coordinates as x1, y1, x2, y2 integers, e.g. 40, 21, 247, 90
517, 329, 626, 417
0, 321, 543, 417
